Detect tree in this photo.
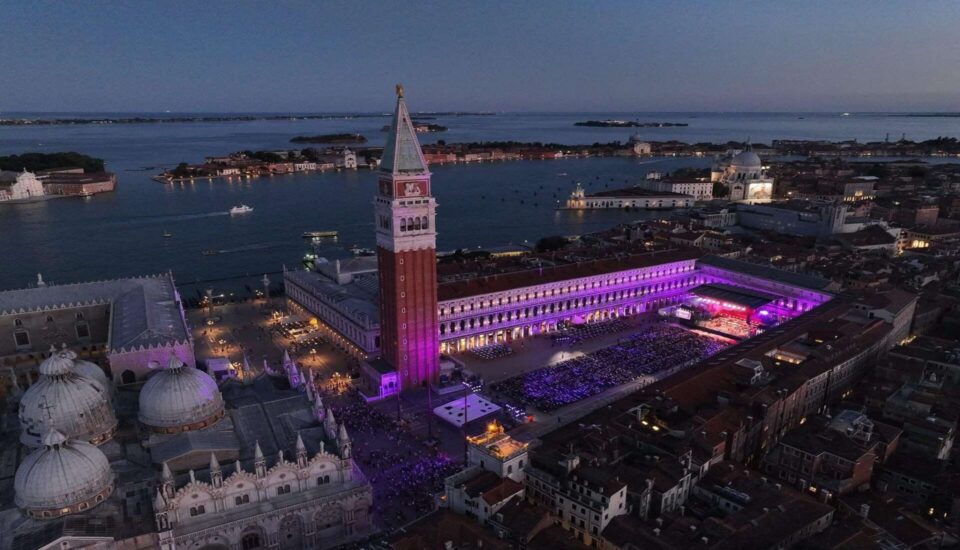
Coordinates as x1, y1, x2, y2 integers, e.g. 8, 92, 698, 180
712, 182, 729, 198
865, 163, 889, 178
0, 152, 105, 173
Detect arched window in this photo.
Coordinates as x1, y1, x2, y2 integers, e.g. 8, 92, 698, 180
422, 216, 428, 229
414, 217, 421, 230
400, 218, 406, 231
14, 319, 22, 328
75, 312, 84, 321
241, 533, 262, 550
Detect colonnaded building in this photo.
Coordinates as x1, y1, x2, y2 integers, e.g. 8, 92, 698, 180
283, 90, 839, 401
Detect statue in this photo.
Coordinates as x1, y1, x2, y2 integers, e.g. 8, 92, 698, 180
395, 83, 404, 98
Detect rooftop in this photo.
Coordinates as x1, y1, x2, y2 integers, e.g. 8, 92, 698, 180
438, 248, 702, 301
0, 273, 190, 352
698, 255, 836, 292
588, 186, 688, 198
691, 283, 779, 310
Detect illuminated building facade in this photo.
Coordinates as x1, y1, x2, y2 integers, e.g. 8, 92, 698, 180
286, 250, 836, 362
373, 85, 440, 390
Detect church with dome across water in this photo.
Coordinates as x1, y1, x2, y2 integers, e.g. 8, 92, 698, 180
0, 341, 373, 550
711, 145, 774, 203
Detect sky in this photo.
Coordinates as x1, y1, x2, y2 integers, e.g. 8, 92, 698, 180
3, 1, 960, 113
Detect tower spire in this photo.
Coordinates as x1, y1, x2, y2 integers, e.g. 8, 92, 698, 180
380, 85, 429, 176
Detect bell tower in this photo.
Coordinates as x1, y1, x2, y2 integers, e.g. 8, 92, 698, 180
374, 85, 440, 390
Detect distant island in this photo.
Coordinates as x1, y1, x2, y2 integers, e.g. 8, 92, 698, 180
380, 122, 447, 133
0, 152, 105, 173
290, 133, 368, 144
575, 120, 689, 128
1, 112, 496, 127
0, 113, 389, 126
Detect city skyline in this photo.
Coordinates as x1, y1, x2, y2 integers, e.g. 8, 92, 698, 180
4, 0, 960, 113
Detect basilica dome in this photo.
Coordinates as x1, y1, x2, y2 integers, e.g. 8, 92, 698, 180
14, 429, 114, 519
138, 356, 225, 433
729, 150, 762, 169
18, 348, 118, 447
73, 359, 111, 392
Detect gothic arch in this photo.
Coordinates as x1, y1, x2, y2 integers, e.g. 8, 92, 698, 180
278, 514, 305, 550
315, 503, 344, 541
238, 526, 266, 550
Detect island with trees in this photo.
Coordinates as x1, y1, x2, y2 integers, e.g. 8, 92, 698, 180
290, 133, 368, 144
575, 120, 689, 128
380, 122, 447, 133
0, 152, 106, 173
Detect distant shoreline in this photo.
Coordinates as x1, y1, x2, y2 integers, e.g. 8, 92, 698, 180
0, 112, 495, 127
575, 120, 689, 128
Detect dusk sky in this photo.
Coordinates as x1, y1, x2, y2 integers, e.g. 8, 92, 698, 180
4, 1, 960, 113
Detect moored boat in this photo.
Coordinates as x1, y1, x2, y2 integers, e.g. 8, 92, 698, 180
302, 230, 338, 239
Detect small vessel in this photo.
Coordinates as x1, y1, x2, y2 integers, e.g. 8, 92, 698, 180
230, 204, 253, 215
302, 230, 338, 239
163, 230, 173, 238
350, 246, 376, 256
201, 249, 219, 256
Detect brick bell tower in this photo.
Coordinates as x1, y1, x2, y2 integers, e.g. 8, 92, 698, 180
374, 84, 440, 390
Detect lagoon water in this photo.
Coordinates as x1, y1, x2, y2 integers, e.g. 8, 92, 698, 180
1, 111, 957, 296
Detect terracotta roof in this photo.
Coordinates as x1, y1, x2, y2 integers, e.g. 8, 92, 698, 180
481, 477, 523, 505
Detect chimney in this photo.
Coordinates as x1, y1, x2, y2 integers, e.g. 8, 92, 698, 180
860, 504, 870, 519
653, 528, 661, 537
701, 537, 710, 545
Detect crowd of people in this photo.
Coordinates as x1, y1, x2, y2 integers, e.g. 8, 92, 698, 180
365, 454, 460, 526
492, 323, 729, 412
469, 343, 513, 360
316, 386, 460, 530
550, 317, 630, 346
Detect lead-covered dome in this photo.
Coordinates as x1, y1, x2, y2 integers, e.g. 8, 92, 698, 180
73, 359, 111, 392
138, 356, 225, 433
730, 150, 761, 169
18, 348, 117, 447
14, 429, 114, 519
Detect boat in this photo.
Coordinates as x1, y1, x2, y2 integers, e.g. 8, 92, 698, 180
229, 204, 253, 215
350, 246, 376, 256
201, 249, 219, 256
163, 230, 173, 238
302, 230, 338, 239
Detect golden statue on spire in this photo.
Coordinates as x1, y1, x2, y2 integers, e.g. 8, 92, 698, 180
395, 83, 404, 98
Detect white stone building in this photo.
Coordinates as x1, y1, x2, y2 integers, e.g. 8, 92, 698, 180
0, 170, 45, 201
713, 149, 774, 203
